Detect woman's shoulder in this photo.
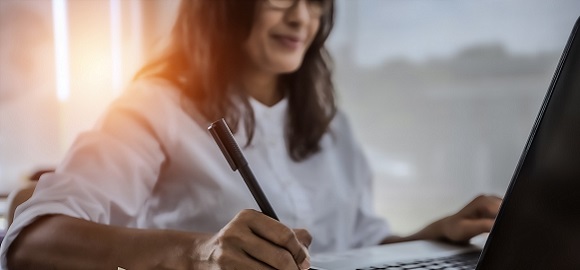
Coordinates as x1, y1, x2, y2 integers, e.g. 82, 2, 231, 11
119, 77, 183, 107
108, 77, 202, 121
94, 77, 203, 137
329, 109, 356, 138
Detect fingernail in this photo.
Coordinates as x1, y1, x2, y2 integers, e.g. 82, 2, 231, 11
300, 256, 311, 270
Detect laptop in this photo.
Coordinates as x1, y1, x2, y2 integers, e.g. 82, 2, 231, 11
311, 15, 580, 270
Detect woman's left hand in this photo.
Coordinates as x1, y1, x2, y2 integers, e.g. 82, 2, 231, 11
381, 194, 503, 245
439, 195, 503, 243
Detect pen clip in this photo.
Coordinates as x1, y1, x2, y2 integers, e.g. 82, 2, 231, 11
208, 118, 239, 171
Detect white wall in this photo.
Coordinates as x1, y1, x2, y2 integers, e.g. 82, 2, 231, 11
0, 0, 158, 194
329, 0, 580, 234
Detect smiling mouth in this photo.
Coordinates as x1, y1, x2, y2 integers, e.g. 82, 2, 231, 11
272, 34, 303, 50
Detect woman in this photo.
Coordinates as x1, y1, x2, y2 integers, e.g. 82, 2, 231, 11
1, 0, 501, 269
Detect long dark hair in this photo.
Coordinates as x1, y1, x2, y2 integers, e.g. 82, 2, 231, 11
135, 0, 336, 161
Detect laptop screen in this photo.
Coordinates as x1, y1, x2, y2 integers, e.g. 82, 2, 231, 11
477, 16, 580, 269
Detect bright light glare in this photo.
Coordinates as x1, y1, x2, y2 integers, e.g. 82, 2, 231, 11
110, 0, 122, 95
52, 0, 70, 102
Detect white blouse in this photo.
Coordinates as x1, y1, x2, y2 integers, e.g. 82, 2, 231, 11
0, 79, 390, 267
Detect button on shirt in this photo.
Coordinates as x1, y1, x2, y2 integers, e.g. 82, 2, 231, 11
0, 79, 390, 267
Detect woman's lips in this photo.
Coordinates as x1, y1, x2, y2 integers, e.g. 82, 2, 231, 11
272, 34, 303, 50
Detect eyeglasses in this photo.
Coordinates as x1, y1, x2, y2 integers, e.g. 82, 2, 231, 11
266, 0, 331, 18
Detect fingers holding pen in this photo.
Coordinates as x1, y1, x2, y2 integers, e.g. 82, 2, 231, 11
243, 209, 311, 269
242, 233, 305, 270
293, 228, 313, 248
204, 209, 311, 270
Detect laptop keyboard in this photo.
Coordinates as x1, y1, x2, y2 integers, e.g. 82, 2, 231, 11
354, 250, 480, 270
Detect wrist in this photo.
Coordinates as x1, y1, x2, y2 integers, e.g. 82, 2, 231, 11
429, 215, 472, 244
427, 217, 451, 241
123, 229, 212, 269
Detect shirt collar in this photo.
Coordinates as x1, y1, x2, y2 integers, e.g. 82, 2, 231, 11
248, 96, 288, 120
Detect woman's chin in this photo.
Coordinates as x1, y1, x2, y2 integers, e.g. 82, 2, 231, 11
272, 62, 304, 75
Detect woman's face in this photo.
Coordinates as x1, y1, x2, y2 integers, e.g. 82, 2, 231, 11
243, 0, 323, 75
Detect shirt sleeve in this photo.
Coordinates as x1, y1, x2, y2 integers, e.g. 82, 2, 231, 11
340, 113, 392, 249
350, 146, 392, 248
0, 80, 172, 268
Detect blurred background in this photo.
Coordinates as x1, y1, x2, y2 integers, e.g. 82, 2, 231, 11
0, 0, 579, 236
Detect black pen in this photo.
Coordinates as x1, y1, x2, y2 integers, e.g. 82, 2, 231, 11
208, 118, 279, 221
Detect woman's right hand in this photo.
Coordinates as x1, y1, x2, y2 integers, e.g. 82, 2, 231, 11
197, 209, 312, 270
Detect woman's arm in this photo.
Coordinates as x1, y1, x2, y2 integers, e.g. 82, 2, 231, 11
7, 210, 312, 270
381, 195, 502, 245
7, 214, 207, 269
